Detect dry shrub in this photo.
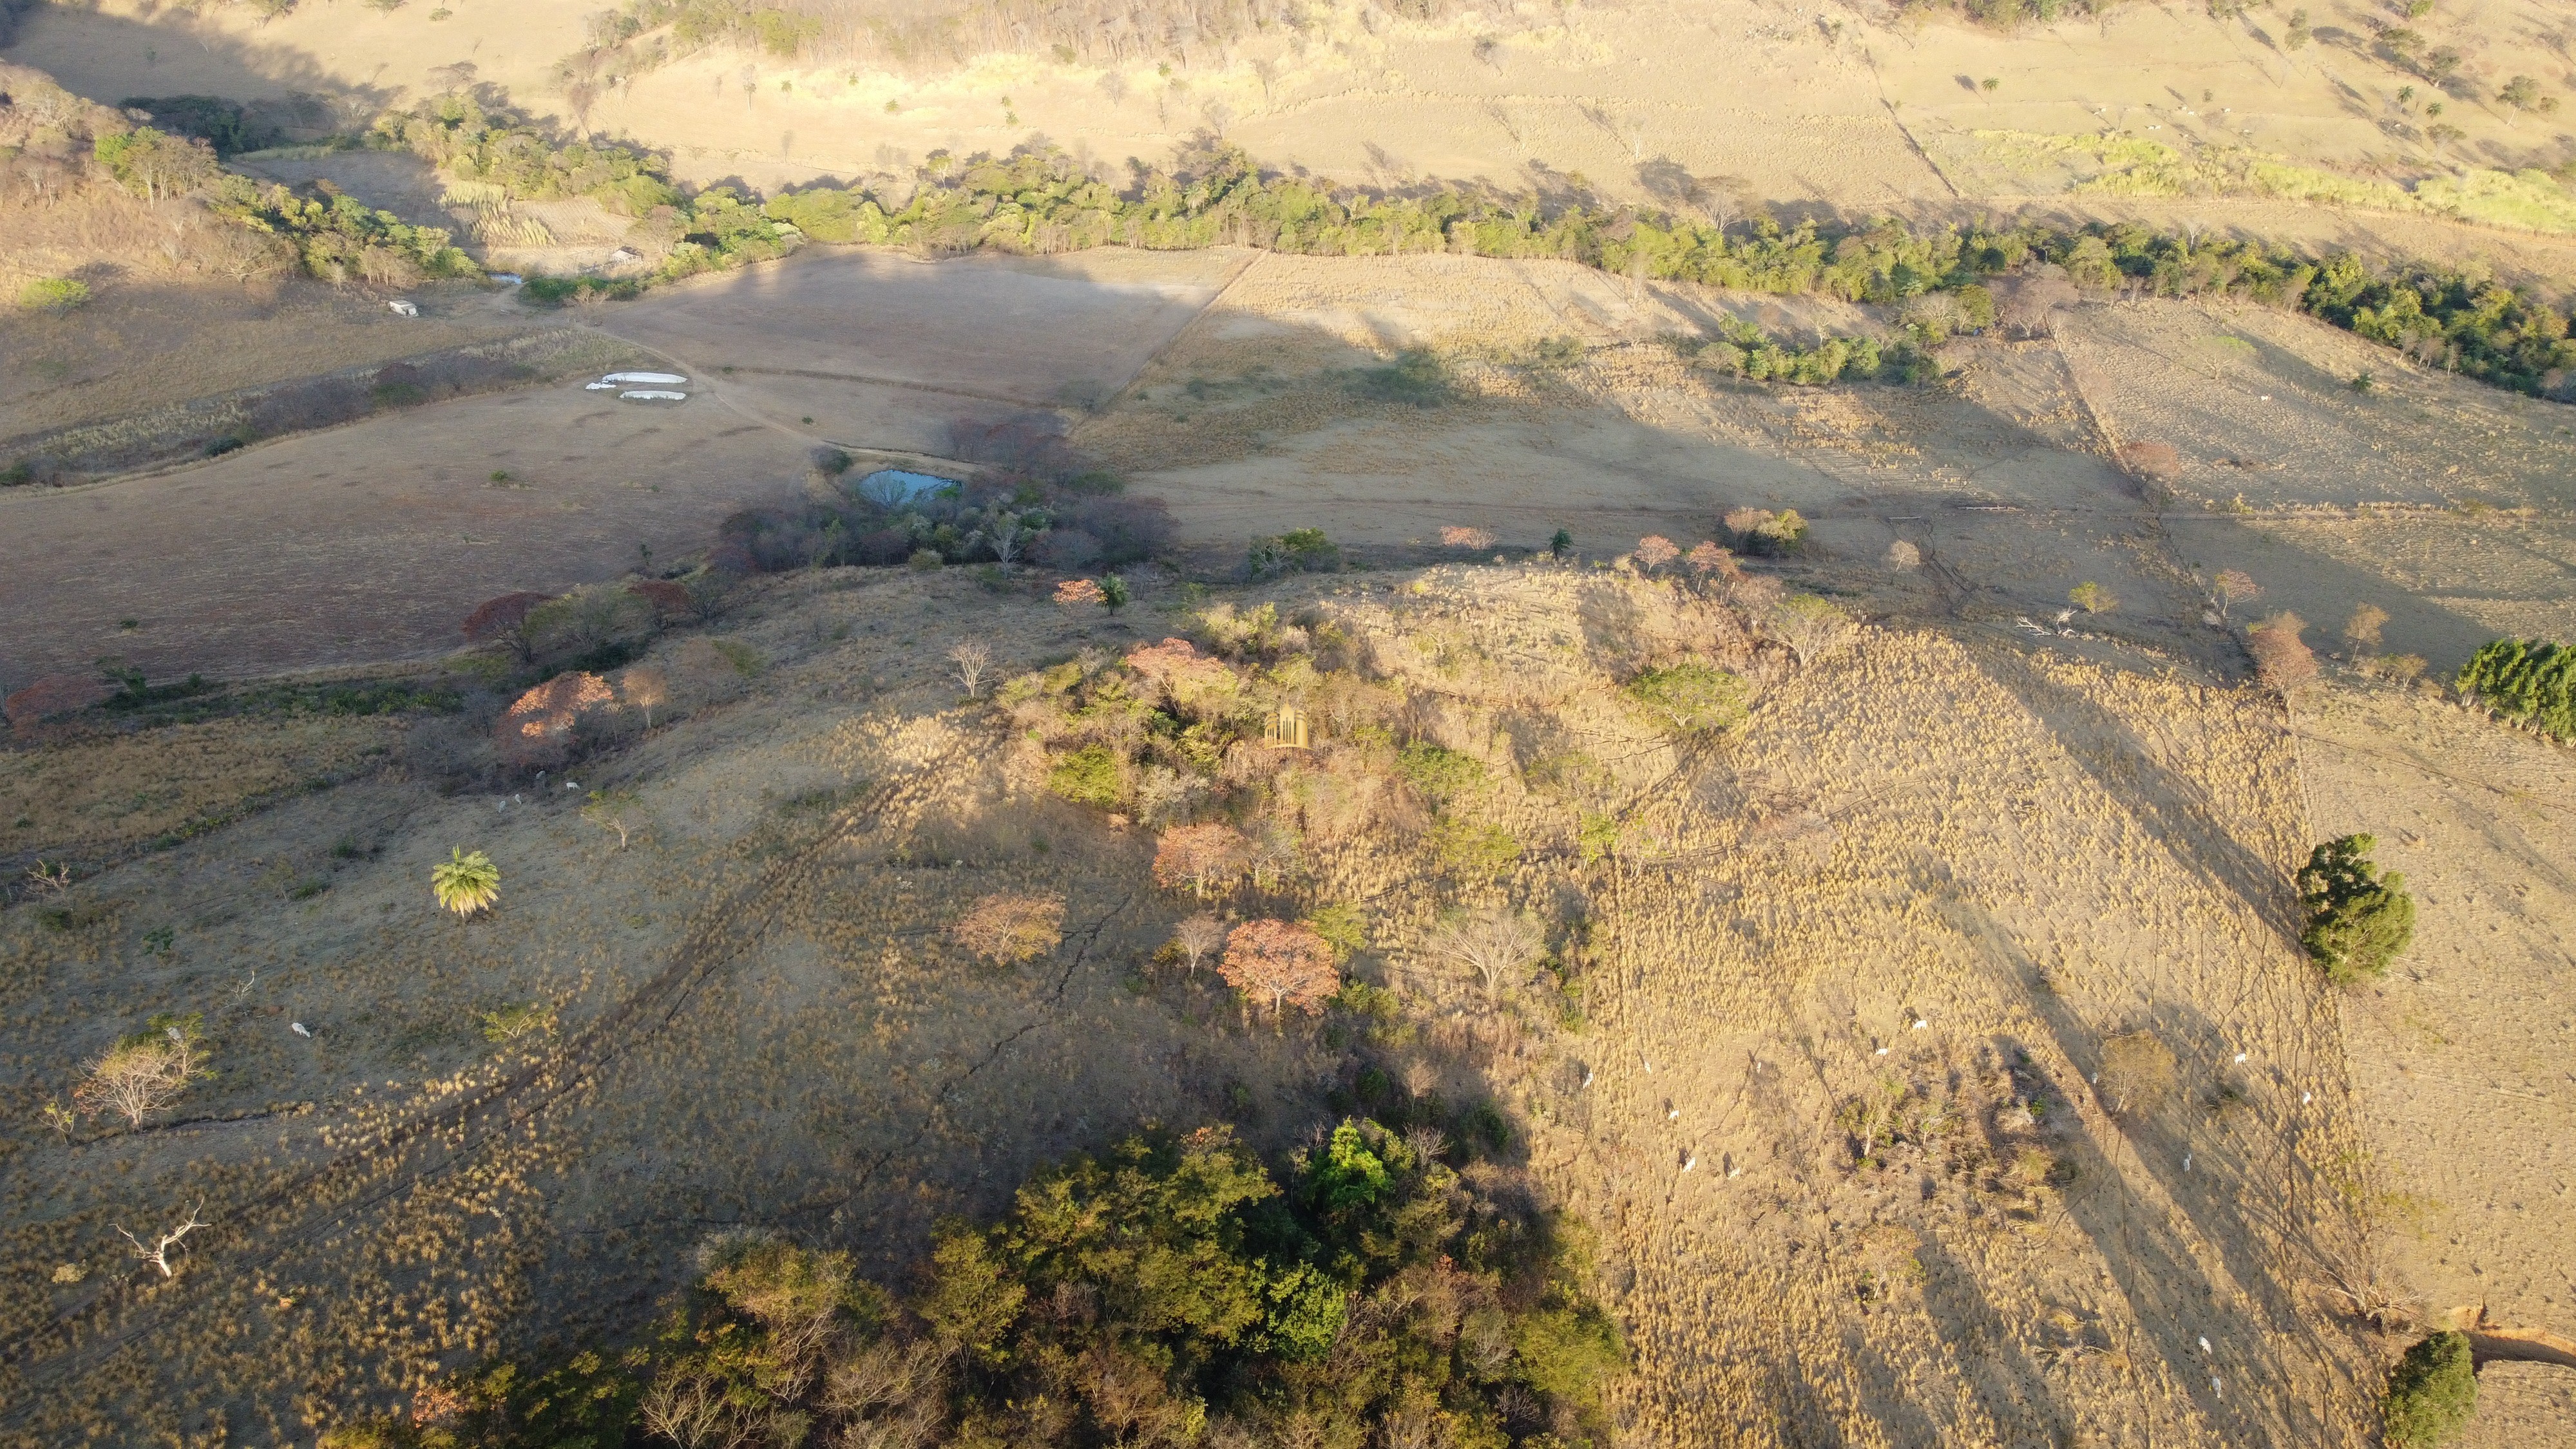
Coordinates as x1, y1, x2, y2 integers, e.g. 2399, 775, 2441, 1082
1634, 535, 1679, 571
1054, 578, 1106, 609
2097, 1030, 2177, 1115
622, 667, 670, 728
1440, 526, 1496, 550
1883, 540, 1921, 572
1426, 907, 1544, 1001
2248, 612, 2318, 691
1153, 823, 1250, 898
1168, 914, 1227, 978
72, 1016, 207, 1127
627, 579, 695, 622
951, 893, 1065, 965
2343, 603, 2389, 653
4, 674, 111, 728
495, 672, 615, 767
1219, 918, 1339, 1029
2116, 440, 2182, 484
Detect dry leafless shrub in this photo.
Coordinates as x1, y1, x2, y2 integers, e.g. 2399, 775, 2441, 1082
2343, 603, 2389, 654
947, 641, 993, 699
2211, 569, 2261, 620
2309, 1217, 2421, 1334
73, 1017, 208, 1127
114, 1201, 206, 1278
1884, 540, 1921, 572
1426, 906, 1544, 1001
622, 666, 670, 729
1168, 914, 1228, 978
1153, 822, 1250, 899
2115, 440, 2181, 484
1634, 535, 1679, 571
952, 893, 1066, 965
2247, 612, 2318, 692
2096, 1029, 2177, 1116
1439, 526, 1496, 550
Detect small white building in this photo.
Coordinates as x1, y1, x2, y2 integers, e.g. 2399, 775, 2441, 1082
387, 299, 420, 317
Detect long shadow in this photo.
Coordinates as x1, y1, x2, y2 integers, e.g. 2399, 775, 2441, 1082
1913, 1229, 2071, 1446
1941, 891, 2354, 1444
1969, 641, 2300, 938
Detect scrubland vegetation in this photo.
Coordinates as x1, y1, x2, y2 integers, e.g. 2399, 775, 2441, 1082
324, 1121, 1622, 1448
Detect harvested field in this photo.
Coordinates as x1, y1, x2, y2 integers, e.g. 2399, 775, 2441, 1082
0, 384, 812, 682
0, 277, 539, 446
591, 246, 1248, 440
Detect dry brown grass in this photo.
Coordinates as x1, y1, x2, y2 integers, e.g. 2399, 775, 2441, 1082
0, 560, 2470, 1447
1, 714, 399, 866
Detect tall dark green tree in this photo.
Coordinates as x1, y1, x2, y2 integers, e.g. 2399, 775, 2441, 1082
2297, 835, 2416, 986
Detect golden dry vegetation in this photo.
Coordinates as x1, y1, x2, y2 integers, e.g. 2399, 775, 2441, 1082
6, 554, 2562, 1444
0, 712, 401, 866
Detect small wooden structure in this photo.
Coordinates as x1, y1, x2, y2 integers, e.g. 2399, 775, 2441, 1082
1264, 705, 1311, 749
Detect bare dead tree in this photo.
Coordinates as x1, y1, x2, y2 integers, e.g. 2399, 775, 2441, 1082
623, 666, 669, 729
73, 1019, 208, 1128
26, 860, 73, 897
947, 641, 993, 699
1426, 907, 1543, 1001
116, 1202, 205, 1278
1171, 913, 1226, 978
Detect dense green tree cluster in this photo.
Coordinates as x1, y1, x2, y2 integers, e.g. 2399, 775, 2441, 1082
326, 1122, 1621, 1448
2309, 257, 2576, 396
201, 176, 479, 283
2381, 1331, 2478, 1449
2295, 835, 2417, 987
372, 96, 683, 214
2456, 636, 2576, 741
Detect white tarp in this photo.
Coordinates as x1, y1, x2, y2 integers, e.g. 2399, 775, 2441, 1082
603, 371, 687, 386
620, 390, 687, 402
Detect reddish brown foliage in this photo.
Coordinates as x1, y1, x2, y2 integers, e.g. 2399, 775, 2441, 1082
1125, 637, 1237, 711
461, 592, 557, 658
1440, 526, 1496, 550
2247, 612, 2318, 692
1054, 578, 1107, 608
5, 675, 112, 728
1635, 535, 1679, 571
495, 671, 615, 766
1219, 918, 1339, 1028
1684, 541, 1740, 580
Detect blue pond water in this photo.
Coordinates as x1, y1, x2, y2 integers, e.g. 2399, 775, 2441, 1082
854, 469, 959, 505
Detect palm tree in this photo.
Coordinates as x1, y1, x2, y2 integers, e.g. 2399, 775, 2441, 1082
432, 848, 502, 917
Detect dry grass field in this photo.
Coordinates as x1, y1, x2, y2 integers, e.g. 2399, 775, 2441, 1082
15, 0, 2576, 277
5, 558, 2562, 1444
5, 0, 2575, 1435
0, 561, 2432, 1441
